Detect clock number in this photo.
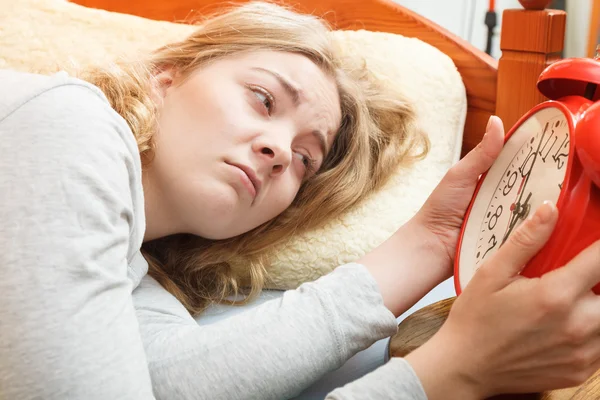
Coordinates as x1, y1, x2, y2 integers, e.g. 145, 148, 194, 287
482, 234, 498, 260
503, 171, 518, 196
552, 133, 569, 170
539, 123, 557, 163
519, 146, 536, 177
487, 205, 503, 230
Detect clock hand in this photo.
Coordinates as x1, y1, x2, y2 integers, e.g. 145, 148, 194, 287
514, 175, 527, 205
503, 175, 527, 240
502, 129, 546, 242
502, 191, 532, 244
514, 132, 545, 207
517, 191, 532, 220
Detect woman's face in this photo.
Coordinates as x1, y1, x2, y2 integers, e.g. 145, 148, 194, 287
145, 50, 342, 240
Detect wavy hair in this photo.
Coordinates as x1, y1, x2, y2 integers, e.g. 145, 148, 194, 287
82, 1, 429, 315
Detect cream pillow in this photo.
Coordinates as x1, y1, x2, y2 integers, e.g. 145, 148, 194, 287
0, 0, 467, 289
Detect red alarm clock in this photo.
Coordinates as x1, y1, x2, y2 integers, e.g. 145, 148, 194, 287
455, 49, 600, 295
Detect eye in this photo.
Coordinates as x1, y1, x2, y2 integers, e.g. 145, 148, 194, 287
294, 151, 317, 177
250, 86, 275, 115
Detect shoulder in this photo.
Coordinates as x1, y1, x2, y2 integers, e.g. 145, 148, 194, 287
0, 69, 140, 181
0, 69, 146, 256
0, 70, 135, 153
1, 69, 110, 118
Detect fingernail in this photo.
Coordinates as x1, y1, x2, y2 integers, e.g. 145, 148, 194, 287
486, 115, 496, 132
482, 116, 496, 145
529, 201, 556, 224
479, 133, 488, 147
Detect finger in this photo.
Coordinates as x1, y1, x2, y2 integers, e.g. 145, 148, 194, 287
557, 325, 600, 387
551, 239, 600, 296
487, 201, 558, 283
537, 333, 600, 390
450, 115, 505, 184
569, 292, 600, 340
583, 354, 600, 387
544, 292, 600, 355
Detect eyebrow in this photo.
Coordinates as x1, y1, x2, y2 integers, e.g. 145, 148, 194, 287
252, 67, 330, 158
252, 67, 301, 106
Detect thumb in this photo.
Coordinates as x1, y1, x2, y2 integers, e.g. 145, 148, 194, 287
485, 201, 559, 286
451, 115, 505, 185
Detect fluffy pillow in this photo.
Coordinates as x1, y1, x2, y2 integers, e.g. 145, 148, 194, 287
0, 0, 467, 289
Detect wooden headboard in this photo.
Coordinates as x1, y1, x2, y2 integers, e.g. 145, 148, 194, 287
71, 0, 567, 157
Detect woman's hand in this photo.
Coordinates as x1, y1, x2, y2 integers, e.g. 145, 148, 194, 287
406, 201, 600, 399
412, 115, 506, 275
361, 116, 506, 316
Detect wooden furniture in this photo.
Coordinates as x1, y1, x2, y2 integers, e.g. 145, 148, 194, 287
496, 7, 565, 134
589, 0, 600, 58
69, 0, 581, 397
71, 0, 565, 158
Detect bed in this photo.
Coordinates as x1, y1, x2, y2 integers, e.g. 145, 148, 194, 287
7, 0, 591, 398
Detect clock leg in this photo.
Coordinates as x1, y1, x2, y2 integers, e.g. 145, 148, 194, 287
388, 296, 455, 359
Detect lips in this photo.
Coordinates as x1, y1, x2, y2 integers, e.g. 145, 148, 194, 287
226, 162, 262, 199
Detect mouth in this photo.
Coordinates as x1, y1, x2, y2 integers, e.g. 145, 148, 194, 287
226, 162, 262, 199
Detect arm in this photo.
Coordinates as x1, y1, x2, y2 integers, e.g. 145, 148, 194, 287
325, 358, 427, 400
0, 81, 154, 399
134, 116, 512, 400
133, 263, 398, 400
133, 213, 448, 400
359, 217, 451, 317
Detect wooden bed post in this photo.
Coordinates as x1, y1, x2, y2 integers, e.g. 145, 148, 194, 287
495, 6, 566, 130
588, 0, 600, 58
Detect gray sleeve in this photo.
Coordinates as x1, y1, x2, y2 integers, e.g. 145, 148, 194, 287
0, 85, 155, 399
133, 263, 425, 400
326, 358, 428, 400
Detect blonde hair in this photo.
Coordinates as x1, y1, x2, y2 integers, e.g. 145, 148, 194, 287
83, 1, 429, 315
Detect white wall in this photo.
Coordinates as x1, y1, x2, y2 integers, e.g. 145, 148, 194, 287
394, 0, 590, 59
565, 0, 592, 57
392, 0, 476, 40
471, 0, 522, 59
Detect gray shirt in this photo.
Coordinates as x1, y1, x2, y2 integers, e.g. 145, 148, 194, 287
0, 69, 427, 400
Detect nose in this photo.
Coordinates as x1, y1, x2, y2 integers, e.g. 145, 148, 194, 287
252, 134, 292, 177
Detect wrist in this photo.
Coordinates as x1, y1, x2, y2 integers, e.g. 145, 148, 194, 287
411, 211, 456, 278
360, 218, 451, 317
405, 328, 486, 400
395, 216, 454, 276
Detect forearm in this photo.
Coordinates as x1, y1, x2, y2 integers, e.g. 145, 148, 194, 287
405, 329, 482, 400
360, 221, 480, 399
326, 358, 428, 400
133, 265, 398, 400
359, 217, 452, 317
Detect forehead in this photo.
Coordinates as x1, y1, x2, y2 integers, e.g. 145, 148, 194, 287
228, 51, 342, 141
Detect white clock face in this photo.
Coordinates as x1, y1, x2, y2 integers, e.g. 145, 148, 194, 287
457, 106, 571, 290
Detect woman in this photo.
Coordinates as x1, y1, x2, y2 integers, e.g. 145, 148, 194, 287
1, 2, 600, 399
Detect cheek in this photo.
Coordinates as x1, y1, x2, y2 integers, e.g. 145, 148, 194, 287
180, 88, 228, 127
170, 76, 242, 123
263, 179, 301, 218
192, 86, 257, 143
159, 87, 252, 156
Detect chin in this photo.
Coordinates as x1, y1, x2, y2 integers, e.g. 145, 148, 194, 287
193, 215, 266, 240
181, 184, 268, 239
187, 208, 250, 240
195, 225, 247, 240
178, 193, 240, 239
